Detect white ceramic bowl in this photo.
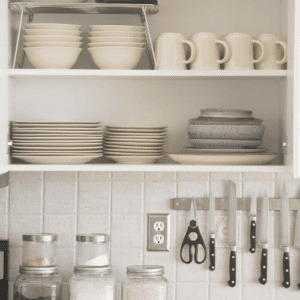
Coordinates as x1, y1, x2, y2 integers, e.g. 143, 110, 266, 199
89, 46, 144, 70
89, 31, 145, 38
24, 47, 82, 69
25, 23, 83, 31
88, 42, 146, 48
89, 25, 145, 32
25, 29, 82, 36
88, 36, 146, 43
200, 108, 253, 118
24, 41, 82, 47
23, 35, 83, 42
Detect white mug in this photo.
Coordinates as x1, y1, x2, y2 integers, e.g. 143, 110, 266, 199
155, 33, 196, 70
254, 34, 287, 70
222, 33, 265, 70
189, 32, 230, 70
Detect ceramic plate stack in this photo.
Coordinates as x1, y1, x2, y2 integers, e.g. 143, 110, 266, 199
21, 0, 87, 2
104, 126, 167, 164
11, 121, 104, 164
23, 23, 83, 69
88, 25, 146, 69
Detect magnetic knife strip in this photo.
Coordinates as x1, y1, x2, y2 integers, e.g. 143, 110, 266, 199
173, 198, 300, 211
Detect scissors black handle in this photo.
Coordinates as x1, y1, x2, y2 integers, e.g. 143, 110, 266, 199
180, 220, 207, 264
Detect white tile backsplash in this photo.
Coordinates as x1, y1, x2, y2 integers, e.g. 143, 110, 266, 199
5, 171, 300, 300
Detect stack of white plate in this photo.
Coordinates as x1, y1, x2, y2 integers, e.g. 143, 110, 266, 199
21, 0, 87, 2
11, 122, 104, 164
23, 23, 83, 69
104, 126, 167, 164
88, 25, 146, 69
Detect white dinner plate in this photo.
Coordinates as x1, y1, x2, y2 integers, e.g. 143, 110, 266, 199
105, 128, 167, 133
105, 138, 165, 143
104, 141, 164, 146
12, 129, 103, 134
106, 125, 167, 129
105, 130, 167, 136
12, 134, 103, 138
185, 147, 267, 153
12, 136, 103, 140
12, 126, 102, 131
12, 121, 101, 125
104, 151, 164, 156
105, 155, 164, 164
105, 135, 166, 140
13, 142, 103, 146
105, 144, 164, 150
13, 145, 103, 150
11, 152, 103, 155
11, 155, 101, 164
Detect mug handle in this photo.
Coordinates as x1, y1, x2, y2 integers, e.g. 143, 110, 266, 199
215, 40, 231, 64
182, 40, 197, 64
252, 40, 265, 63
276, 41, 288, 65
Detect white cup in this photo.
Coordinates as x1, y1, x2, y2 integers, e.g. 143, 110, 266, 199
222, 32, 265, 70
254, 34, 287, 70
154, 33, 196, 70
189, 32, 230, 70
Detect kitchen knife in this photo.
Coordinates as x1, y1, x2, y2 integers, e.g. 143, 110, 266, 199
280, 182, 290, 288
294, 204, 300, 289
249, 191, 257, 253
227, 180, 237, 287
209, 191, 215, 271
258, 192, 269, 285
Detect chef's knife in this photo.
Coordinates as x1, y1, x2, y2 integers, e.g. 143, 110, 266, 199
227, 180, 237, 287
249, 191, 257, 253
280, 182, 290, 288
294, 204, 300, 289
258, 192, 268, 285
209, 191, 215, 271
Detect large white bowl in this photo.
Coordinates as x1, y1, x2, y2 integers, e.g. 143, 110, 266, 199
24, 47, 82, 69
89, 46, 144, 70
24, 41, 82, 47
88, 36, 146, 43
25, 29, 82, 36
89, 25, 145, 32
88, 42, 146, 48
25, 23, 83, 31
24, 35, 83, 42
89, 31, 145, 38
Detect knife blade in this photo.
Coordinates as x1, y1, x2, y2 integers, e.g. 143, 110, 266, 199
209, 191, 215, 271
280, 182, 290, 288
258, 192, 269, 285
227, 180, 236, 287
294, 204, 300, 289
249, 191, 257, 253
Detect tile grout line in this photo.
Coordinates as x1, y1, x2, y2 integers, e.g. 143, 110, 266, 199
174, 171, 178, 288
75, 171, 79, 235
142, 171, 145, 265
41, 171, 44, 232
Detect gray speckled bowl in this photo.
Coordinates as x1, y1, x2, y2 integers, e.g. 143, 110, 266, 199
187, 124, 265, 140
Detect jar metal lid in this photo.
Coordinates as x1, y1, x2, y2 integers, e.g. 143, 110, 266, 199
127, 265, 164, 276
76, 233, 109, 243
22, 233, 58, 243
74, 265, 111, 275
19, 266, 58, 275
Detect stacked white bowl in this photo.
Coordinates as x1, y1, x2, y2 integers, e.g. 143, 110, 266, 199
88, 25, 146, 69
23, 23, 83, 69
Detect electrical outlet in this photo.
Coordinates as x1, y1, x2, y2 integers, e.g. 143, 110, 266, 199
147, 214, 170, 251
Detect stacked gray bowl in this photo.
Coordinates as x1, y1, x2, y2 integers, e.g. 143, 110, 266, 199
186, 109, 266, 153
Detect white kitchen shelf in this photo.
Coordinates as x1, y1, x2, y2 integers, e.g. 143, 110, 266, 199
8, 69, 288, 80
8, 164, 287, 172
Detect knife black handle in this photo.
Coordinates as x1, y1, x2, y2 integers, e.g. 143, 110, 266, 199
209, 237, 215, 271
228, 250, 236, 287
282, 252, 290, 288
298, 283, 300, 290
249, 220, 256, 253
259, 248, 268, 284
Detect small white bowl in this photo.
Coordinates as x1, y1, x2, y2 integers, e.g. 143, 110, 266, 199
24, 47, 82, 69
23, 35, 83, 42
25, 29, 82, 36
88, 42, 146, 48
89, 31, 145, 38
88, 36, 146, 43
25, 23, 83, 31
88, 46, 145, 70
24, 41, 82, 48
89, 25, 145, 32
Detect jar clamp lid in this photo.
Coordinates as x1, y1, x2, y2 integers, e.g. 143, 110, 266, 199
127, 265, 164, 276
22, 233, 58, 243
19, 266, 58, 275
74, 265, 112, 275
76, 234, 109, 243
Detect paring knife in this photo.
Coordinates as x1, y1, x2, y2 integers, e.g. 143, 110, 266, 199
249, 191, 257, 253
280, 182, 290, 288
227, 180, 237, 287
258, 192, 269, 285
209, 191, 215, 271
294, 204, 300, 290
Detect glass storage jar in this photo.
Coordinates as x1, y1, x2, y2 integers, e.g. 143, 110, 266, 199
22, 233, 58, 267
69, 265, 115, 300
14, 266, 62, 300
76, 234, 110, 267
122, 265, 167, 300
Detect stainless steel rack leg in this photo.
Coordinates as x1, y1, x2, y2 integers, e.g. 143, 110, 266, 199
141, 5, 157, 70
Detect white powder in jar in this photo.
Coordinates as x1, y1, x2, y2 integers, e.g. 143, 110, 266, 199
79, 254, 109, 266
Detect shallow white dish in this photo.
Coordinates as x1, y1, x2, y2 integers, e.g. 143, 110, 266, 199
105, 155, 164, 164
12, 151, 103, 155
104, 151, 163, 156
13, 133, 102, 138
200, 108, 253, 119
12, 121, 101, 125
23, 35, 83, 43
25, 29, 82, 36
12, 126, 102, 131
89, 31, 145, 38
24, 41, 82, 48
13, 145, 103, 150
13, 141, 103, 146
105, 145, 163, 151
104, 141, 163, 147
106, 125, 168, 130
105, 133, 167, 138
189, 138, 263, 149
88, 42, 146, 48
185, 147, 267, 153
89, 25, 145, 32
105, 128, 167, 133
25, 23, 83, 31
88, 36, 146, 43
105, 138, 165, 143
13, 129, 103, 134
12, 136, 102, 140
11, 155, 101, 164
167, 153, 280, 165
105, 135, 166, 140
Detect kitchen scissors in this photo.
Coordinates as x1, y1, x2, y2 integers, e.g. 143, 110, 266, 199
180, 198, 207, 264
